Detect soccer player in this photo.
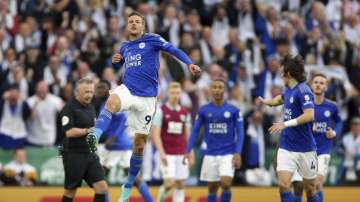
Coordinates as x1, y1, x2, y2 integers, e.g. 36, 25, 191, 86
259, 55, 319, 202
185, 79, 244, 202
94, 80, 153, 202
151, 82, 193, 202
291, 73, 342, 202
89, 12, 201, 202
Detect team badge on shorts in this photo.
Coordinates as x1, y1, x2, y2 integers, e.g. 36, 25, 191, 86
324, 110, 331, 117
139, 42, 146, 49
224, 111, 231, 118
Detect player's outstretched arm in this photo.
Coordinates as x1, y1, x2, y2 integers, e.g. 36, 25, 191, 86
258, 95, 283, 107
159, 37, 202, 76
269, 108, 314, 135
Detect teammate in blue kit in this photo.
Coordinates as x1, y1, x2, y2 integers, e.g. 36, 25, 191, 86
94, 80, 153, 202
185, 79, 245, 202
259, 55, 319, 202
88, 12, 202, 202
291, 73, 342, 202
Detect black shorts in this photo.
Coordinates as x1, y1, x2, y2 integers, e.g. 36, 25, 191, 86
62, 152, 105, 189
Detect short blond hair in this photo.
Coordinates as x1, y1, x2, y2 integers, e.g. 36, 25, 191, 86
168, 82, 181, 90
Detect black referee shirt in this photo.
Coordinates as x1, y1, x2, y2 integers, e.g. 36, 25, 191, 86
59, 97, 96, 152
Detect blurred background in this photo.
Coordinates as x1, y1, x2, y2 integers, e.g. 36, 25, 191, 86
0, 0, 359, 200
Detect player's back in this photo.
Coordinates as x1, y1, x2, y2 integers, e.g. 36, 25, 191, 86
199, 102, 240, 155
280, 82, 317, 152
313, 99, 340, 155
120, 33, 172, 97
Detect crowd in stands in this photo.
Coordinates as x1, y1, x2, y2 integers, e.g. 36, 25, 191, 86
0, 0, 359, 186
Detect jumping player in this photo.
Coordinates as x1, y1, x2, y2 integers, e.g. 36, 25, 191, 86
291, 73, 342, 202
94, 80, 153, 202
259, 55, 319, 202
89, 12, 201, 202
151, 82, 193, 202
185, 79, 244, 202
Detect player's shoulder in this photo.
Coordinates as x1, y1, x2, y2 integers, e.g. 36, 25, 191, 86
180, 105, 189, 113
297, 82, 312, 94
144, 33, 160, 38
225, 102, 240, 112
323, 99, 338, 109
199, 103, 212, 113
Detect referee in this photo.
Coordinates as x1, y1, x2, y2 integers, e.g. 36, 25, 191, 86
59, 78, 108, 202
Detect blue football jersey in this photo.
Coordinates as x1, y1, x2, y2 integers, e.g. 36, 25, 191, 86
187, 102, 245, 155
313, 99, 342, 155
280, 82, 317, 152
119, 33, 192, 97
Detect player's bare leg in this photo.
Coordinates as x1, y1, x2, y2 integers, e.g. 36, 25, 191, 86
93, 180, 108, 202
157, 178, 174, 202
220, 176, 232, 202
293, 181, 304, 202
303, 178, 318, 202
277, 171, 295, 202
315, 175, 325, 202
173, 180, 185, 202
207, 182, 220, 202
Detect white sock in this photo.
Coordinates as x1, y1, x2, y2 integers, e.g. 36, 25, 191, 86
173, 189, 185, 202
157, 186, 169, 202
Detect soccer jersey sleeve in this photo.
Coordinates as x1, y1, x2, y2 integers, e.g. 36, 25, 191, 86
332, 105, 343, 136
234, 109, 245, 154
186, 109, 204, 153
297, 85, 314, 110
60, 105, 74, 133
153, 35, 193, 65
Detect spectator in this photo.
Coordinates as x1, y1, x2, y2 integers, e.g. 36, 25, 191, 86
80, 39, 105, 76
198, 26, 213, 67
1, 149, 37, 186
2, 65, 30, 98
14, 22, 33, 53
0, 84, 30, 149
26, 81, 63, 146
243, 110, 271, 186
43, 56, 68, 96
24, 46, 46, 87
341, 117, 360, 185
0, 27, 12, 62
211, 5, 230, 48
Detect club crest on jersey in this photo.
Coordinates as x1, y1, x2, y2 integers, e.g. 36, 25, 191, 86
290, 97, 294, 103
324, 110, 331, 117
165, 114, 171, 119
224, 111, 231, 118
180, 114, 186, 122
207, 113, 212, 118
139, 42, 146, 49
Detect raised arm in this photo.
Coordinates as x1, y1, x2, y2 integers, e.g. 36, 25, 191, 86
258, 95, 283, 107
156, 36, 202, 76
